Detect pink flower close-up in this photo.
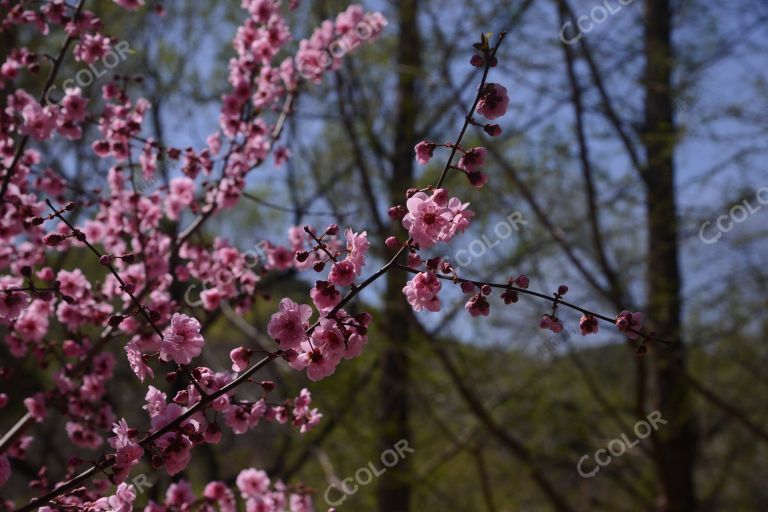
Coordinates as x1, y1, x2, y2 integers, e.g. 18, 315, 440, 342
160, 313, 205, 365
267, 298, 313, 350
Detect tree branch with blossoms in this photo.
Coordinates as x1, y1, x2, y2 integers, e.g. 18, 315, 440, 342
0, 1, 673, 510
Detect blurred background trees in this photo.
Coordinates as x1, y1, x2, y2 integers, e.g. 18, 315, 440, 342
2, 0, 767, 510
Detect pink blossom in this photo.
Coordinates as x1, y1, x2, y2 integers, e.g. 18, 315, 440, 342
266, 245, 295, 270
457, 147, 486, 172
19, 101, 56, 140
0, 277, 28, 321
103, 483, 136, 512
165, 479, 195, 506
274, 146, 291, 166
200, 287, 225, 311
163, 436, 192, 475
579, 314, 599, 335
476, 83, 509, 120
65, 421, 103, 449
16, 301, 51, 342
267, 298, 312, 350
402, 192, 452, 248
328, 260, 356, 286
310, 318, 346, 354
289, 343, 341, 381
414, 141, 436, 164
57, 268, 91, 299
465, 294, 490, 317
204, 482, 236, 512
249, 399, 267, 427
443, 196, 474, 239
73, 33, 111, 64
60, 88, 88, 122
160, 313, 205, 365
344, 228, 369, 275
344, 332, 368, 359
467, 170, 489, 188
166, 177, 196, 220
225, 405, 251, 434
290, 493, 314, 511
540, 314, 564, 333
230, 347, 253, 372
24, 393, 47, 422
615, 310, 643, 339
237, 468, 271, 498
310, 281, 341, 312
125, 341, 153, 381
403, 272, 442, 312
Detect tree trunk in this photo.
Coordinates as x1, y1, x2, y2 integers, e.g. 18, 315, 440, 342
377, 1, 420, 511
643, 1, 698, 510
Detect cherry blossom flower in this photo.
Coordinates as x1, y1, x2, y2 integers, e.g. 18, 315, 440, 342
476, 83, 509, 120
230, 347, 253, 372
540, 314, 564, 333
0, 277, 28, 322
402, 191, 452, 248
457, 147, 486, 172
225, 405, 251, 434
73, 33, 111, 64
310, 280, 341, 312
165, 177, 196, 220
267, 298, 312, 350
160, 313, 205, 365
579, 314, 599, 335
97, 482, 136, 512
165, 480, 195, 507
465, 293, 490, 317
125, 341, 153, 381
616, 310, 643, 339
403, 271, 442, 312
344, 228, 369, 275
289, 343, 341, 381
23, 393, 47, 422
237, 468, 271, 498
414, 141, 436, 164
204, 482, 237, 512
328, 260, 356, 286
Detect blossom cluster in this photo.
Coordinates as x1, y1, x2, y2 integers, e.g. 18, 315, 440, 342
36, 466, 312, 512
258, 225, 372, 381
399, 57, 647, 343
0, 0, 384, 507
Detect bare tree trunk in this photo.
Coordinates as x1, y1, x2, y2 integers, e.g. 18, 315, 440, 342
377, 1, 420, 511
643, 1, 698, 510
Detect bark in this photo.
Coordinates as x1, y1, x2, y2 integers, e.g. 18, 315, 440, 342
643, 1, 698, 510
377, 1, 421, 510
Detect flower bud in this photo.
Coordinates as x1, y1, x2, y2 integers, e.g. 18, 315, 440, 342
43, 233, 64, 246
